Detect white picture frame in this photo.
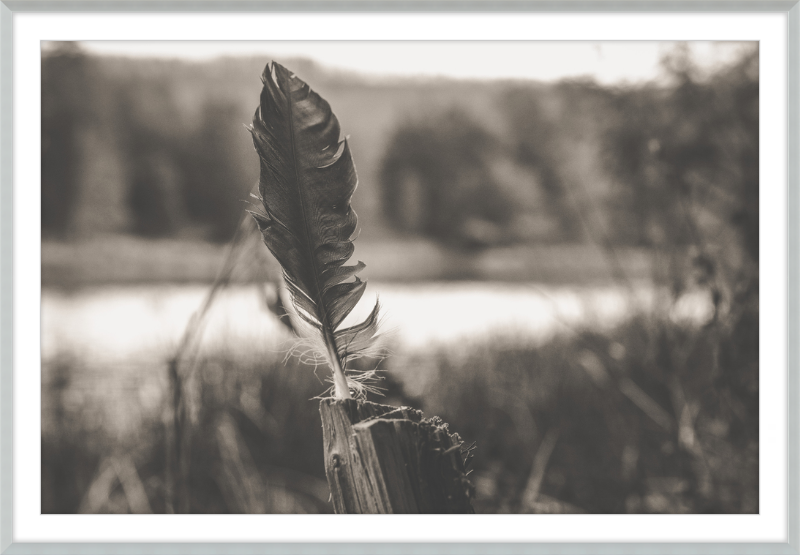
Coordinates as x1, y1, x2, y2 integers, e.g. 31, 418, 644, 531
1, 2, 798, 554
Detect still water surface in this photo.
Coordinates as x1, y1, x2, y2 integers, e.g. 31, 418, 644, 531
43, 281, 712, 364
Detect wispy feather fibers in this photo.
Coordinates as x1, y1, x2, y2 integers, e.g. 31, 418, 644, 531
248, 62, 381, 399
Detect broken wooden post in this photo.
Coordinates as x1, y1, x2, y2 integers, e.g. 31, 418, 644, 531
319, 399, 474, 513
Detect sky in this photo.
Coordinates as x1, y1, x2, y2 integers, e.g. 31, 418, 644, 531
76, 41, 754, 85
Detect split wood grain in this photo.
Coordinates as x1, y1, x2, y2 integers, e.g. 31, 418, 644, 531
319, 398, 474, 514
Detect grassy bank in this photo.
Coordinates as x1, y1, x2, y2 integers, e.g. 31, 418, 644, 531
42, 235, 654, 287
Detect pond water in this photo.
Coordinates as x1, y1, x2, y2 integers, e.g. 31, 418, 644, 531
43, 281, 713, 365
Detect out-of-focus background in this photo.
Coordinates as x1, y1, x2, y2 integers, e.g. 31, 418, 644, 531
42, 41, 758, 514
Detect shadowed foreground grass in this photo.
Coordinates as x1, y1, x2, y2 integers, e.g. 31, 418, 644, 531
42, 298, 757, 514
416, 309, 758, 514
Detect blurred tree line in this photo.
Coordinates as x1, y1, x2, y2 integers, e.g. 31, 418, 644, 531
42, 43, 258, 242
43, 42, 757, 270
381, 46, 757, 257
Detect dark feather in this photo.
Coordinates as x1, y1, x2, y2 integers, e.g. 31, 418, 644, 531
248, 61, 380, 399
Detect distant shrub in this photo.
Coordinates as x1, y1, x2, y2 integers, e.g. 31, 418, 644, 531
379, 109, 518, 248
500, 85, 599, 243
42, 53, 258, 242
601, 45, 758, 261
41, 44, 93, 237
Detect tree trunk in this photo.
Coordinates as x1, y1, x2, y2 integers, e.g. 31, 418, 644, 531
319, 398, 474, 514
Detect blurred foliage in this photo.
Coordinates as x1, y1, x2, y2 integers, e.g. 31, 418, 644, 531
41, 43, 258, 242
598, 46, 759, 329
42, 354, 335, 514
178, 101, 254, 241
379, 109, 519, 249
415, 303, 758, 514
499, 81, 612, 242
42, 43, 93, 237
377, 45, 758, 269
601, 46, 758, 259
115, 76, 185, 238
41, 358, 107, 513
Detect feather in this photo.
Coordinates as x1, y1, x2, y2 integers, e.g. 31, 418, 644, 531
248, 61, 381, 399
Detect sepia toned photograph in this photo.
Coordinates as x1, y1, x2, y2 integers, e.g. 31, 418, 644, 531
41, 40, 759, 515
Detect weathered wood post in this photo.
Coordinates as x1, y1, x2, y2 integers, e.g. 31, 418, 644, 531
319, 399, 474, 513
